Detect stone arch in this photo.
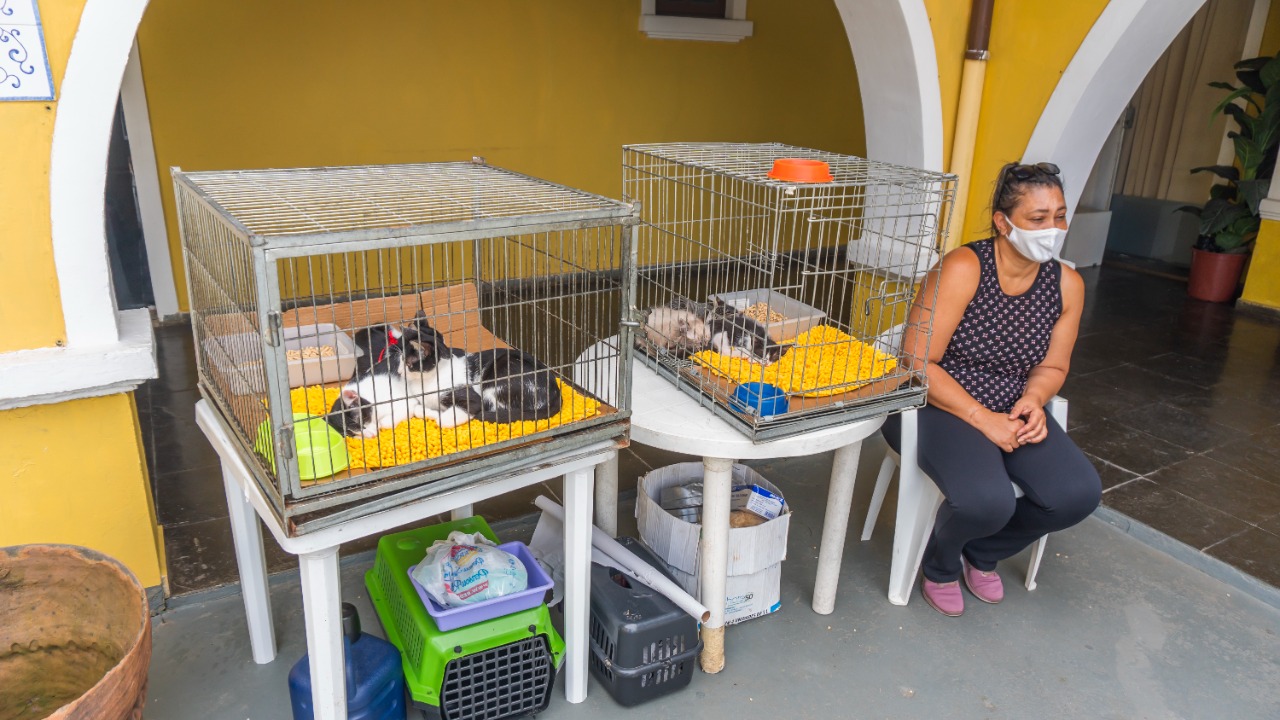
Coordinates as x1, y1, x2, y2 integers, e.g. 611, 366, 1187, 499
1023, 0, 1211, 217
833, 0, 945, 171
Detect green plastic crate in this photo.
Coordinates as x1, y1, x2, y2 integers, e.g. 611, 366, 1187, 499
364, 517, 566, 715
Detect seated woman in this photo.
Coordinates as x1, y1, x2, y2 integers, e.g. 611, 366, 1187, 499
884, 161, 1101, 617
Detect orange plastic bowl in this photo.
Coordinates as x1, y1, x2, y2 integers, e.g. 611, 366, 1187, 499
767, 158, 833, 183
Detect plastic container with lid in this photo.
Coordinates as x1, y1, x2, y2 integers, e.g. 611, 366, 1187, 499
288, 602, 407, 720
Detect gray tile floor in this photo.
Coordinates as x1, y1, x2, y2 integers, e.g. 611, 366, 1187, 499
1064, 267, 1280, 588
147, 447, 1280, 719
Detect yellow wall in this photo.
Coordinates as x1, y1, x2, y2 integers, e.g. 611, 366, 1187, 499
0, 394, 165, 587
926, 0, 1109, 243
924, 0, 970, 171
0, 2, 86, 352
1242, 219, 1280, 309
1246, 2, 1280, 310
0, 2, 164, 589
137, 0, 865, 312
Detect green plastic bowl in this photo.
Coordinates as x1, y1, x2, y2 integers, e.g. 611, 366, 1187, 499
254, 412, 350, 480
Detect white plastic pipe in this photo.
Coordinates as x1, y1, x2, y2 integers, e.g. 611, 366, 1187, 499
534, 496, 711, 623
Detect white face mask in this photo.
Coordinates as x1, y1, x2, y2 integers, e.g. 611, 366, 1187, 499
1000, 214, 1065, 263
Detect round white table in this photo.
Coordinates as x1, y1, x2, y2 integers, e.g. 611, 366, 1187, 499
575, 338, 883, 673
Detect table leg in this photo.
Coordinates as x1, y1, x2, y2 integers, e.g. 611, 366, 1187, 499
220, 463, 276, 665
562, 466, 595, 703
450, 505, 474, 521
594, 452, 619, 537
299, 548, 346, 720
699, 456, 734, 674
812, 441, 863, 615
888, 407, 933, 606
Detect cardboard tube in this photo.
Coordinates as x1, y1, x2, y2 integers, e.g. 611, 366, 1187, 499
534, 495, 711, 623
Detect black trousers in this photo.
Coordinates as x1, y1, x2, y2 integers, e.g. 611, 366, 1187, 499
883, 405, 1101, 583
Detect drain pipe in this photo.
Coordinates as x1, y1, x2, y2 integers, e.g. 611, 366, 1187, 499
945, 0, 994, 251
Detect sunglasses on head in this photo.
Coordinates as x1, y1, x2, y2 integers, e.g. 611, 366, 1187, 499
1006, 162, 1060, 181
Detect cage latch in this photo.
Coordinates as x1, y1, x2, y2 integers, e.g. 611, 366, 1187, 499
267, 311, 284, 347
278, 426, 295, 461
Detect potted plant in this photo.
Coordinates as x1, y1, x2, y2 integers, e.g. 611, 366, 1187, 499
1179, 53, 1280, 302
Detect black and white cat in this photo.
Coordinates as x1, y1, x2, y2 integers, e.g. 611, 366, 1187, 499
401, 313, 563, 427
707, 299, 791, 366
326, 325, 425, 438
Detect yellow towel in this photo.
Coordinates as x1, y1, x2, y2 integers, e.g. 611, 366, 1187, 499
690, 325, 898, 398
289, 380, 600, 470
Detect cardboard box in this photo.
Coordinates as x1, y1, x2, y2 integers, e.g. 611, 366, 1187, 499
636, 462, 789, 624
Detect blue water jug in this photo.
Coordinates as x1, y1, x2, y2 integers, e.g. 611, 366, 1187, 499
289, 602, 407, 720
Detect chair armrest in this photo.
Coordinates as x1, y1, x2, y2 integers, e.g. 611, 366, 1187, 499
1047, 395, 1069, 430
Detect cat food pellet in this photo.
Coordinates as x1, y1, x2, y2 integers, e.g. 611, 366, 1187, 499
743, 302, 787, 325
286, 345, 336, 361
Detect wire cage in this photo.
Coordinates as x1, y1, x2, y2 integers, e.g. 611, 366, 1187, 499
622, 142, 956, 441
174, 159, 640, 533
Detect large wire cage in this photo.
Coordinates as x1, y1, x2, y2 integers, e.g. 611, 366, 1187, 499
622, 142, 955, 441
174, 160, 640, 533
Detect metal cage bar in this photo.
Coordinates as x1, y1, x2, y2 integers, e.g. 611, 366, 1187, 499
623, 142, 955, 442
174, 161, 639, 532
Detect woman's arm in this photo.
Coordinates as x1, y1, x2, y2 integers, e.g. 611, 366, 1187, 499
900, 247, 1028, 452
1011, 264, 1085, 443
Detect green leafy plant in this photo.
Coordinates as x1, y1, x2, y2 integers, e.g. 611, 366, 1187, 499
1178, 53, 1280, 253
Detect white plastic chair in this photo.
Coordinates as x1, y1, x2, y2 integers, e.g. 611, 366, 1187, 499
863, 322, 1066, 605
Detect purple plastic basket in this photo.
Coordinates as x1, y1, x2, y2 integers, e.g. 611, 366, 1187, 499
407, 541, 553, 632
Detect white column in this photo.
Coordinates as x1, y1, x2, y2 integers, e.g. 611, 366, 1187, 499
594, 452, 620, 537
299, 548, 346, 720
220, 463, 276, 664
562, 466, 595, 703
812, 442, 864, 615
698, 456, 734, 673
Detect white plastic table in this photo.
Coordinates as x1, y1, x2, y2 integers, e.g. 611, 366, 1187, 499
194, 399, 608, 720
574, 340, 883, 674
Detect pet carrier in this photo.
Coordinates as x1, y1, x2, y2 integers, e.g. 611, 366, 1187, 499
174, 159, 640, 533
588, 537, 700, 707
365, 517, 563, 720
623, 142, 956, 441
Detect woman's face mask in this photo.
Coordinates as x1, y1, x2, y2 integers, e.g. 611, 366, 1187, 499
999, 213, 1065, 263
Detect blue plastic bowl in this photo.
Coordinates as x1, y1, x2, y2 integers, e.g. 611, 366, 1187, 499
732, 382, 789, 417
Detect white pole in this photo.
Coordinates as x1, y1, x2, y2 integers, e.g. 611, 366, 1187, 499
534, 496, 711, 623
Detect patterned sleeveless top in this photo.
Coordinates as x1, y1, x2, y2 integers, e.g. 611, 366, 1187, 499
937, 238, 1063, 414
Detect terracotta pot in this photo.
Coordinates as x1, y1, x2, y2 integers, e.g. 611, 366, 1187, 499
1187, 247, 1248, 303
0, 545, 151, 720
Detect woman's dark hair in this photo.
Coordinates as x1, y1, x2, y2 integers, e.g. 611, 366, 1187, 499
990, 162, 1065, 237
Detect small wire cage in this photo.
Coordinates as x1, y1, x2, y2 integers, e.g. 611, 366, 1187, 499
174, 160, 640, 533
622, 142, 956, 441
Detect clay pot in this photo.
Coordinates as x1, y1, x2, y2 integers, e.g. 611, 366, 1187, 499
1187, 248, 1248, 303
0, 545, 151, 720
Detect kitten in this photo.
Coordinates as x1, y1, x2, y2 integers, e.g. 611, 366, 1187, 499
644, 306, 711, 357
326, 325, 423, 438
707, 300, 791, 366
401, 313, 564, 427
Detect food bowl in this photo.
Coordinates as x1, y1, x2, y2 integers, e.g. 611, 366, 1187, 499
254, 412, 350, 480
731, 382, 789, 417
766, 158, 833, 183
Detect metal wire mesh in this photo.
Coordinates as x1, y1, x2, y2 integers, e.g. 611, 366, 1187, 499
174, 161, 638, 529
178, 162, 627, 241
623, 142, 955, 441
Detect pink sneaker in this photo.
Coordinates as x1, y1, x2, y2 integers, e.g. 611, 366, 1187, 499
963, 560, 1004, 604
921, 578, 964, 617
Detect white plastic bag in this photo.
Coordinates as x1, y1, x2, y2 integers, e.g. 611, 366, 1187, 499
412, 531, 528, 608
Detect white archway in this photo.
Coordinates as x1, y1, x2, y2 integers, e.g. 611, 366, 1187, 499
833, 0, 945, 171
48, 0, 152, 348
1024, 0, 1210, 219
1, 0, 156, 411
